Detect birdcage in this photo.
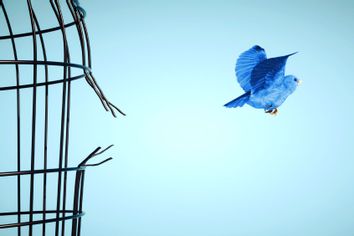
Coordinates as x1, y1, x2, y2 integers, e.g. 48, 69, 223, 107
0, 1, 124, 235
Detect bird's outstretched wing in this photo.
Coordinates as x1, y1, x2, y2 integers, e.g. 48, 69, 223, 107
250, 52, 296, 92
236, 45, 267, 92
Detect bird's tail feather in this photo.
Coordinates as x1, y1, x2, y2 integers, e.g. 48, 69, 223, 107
224, 92, 250, 108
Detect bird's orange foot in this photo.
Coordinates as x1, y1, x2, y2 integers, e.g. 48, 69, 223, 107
265, 108, 278, 115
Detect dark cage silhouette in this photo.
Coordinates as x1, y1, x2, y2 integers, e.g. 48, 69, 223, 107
0, 0, 124, 235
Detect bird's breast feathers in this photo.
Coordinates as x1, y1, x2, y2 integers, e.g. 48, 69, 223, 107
248, 84, 289, 109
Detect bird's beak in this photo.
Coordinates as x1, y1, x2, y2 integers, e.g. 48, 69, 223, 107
297, 79, 302, 85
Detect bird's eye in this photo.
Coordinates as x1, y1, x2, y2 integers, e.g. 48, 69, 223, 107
294, 78, 297, 82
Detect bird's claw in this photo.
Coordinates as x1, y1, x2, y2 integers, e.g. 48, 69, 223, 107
265, 108, 278, 115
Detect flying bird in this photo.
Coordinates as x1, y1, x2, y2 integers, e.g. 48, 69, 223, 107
224, 45, 301, 115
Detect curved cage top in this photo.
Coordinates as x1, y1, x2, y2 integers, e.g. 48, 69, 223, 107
0, 0, 124, 117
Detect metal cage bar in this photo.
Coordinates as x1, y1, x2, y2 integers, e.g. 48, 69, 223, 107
0, 1, 124, 235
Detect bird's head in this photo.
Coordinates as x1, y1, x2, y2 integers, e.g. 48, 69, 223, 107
284, 75, 301, 93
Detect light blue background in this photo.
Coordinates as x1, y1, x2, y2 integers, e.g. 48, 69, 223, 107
1, 0, 354, 235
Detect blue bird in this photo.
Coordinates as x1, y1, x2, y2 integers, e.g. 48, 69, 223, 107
224, 45, 301, 115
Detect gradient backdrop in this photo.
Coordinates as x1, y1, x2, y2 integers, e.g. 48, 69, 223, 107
1, 0, 354, 235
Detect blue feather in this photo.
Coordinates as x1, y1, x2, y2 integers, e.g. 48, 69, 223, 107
224, 92, 251, 108
250, 52, 297, 92
235, 45, 267, 92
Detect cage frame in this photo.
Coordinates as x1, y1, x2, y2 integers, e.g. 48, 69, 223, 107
0, 1, 124, 235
